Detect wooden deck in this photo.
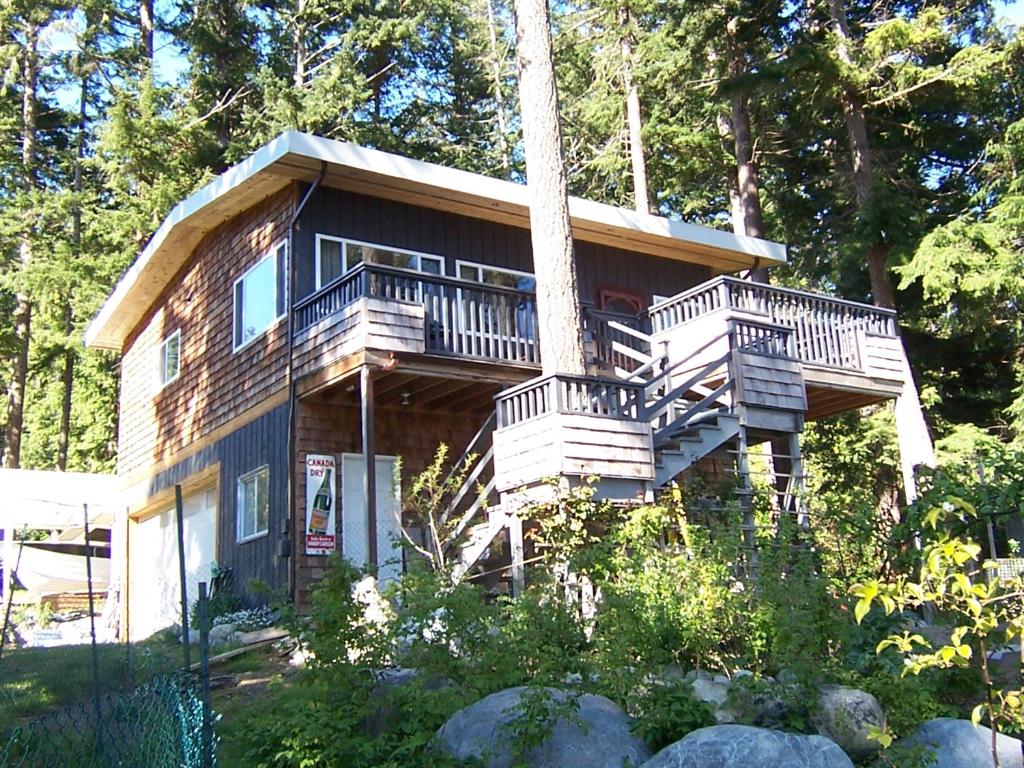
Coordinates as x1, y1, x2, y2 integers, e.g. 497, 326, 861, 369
648, 276, 905, 420
291, 268, 906, 423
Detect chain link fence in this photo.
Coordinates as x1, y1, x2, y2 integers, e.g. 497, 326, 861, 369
0, 672, 213, 768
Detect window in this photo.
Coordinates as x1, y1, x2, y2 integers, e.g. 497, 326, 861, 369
233, 242, 287, 351
456, 261, 536, 293
316, 235, 444, 289
237, 466, 270, 542
159, 330, 181, 387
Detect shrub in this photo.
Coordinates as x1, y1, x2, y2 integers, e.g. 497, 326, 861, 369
629, 680, 716, 751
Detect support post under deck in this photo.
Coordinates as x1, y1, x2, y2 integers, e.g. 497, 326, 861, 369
736, 425, 757, 573
508, 515, 524, 597
787, 431, 808, 527
361, 365, 378, 567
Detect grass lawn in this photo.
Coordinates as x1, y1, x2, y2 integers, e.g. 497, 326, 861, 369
0, 637, 186, 725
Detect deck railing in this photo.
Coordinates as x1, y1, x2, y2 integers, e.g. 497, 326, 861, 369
648, 276, 897, 370
293, 264, 540, 365
495, 374, 645, 428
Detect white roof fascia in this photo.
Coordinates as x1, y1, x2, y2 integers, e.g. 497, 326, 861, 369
85, 131, 788, 348
284, 132, 788, 263
84, 134, 295, 348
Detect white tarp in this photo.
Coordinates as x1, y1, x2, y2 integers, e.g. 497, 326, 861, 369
0, 468, 119, 529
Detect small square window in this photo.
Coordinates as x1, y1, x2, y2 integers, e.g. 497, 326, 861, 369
237, 465, 270, 542
159, 330, 181, 387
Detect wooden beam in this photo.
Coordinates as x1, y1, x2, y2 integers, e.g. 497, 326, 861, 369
295, 351, 366, 398
361, 365, 377, 567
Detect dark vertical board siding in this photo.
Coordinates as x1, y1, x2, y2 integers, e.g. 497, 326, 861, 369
295, 186, 714, 304
143, 402, 289, 608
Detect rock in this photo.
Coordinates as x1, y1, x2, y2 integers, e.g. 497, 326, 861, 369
640, 724, 855, 768
724, 682, 793, 729
916, 624, 953, 649
208, 622, 238, 647
812, 686, 885, 760
684, 670, 712, 683
661, 663, 686, 680
434, 686, 651, 768
367, 668, 456, 736
713, 675, 730, 685
690, 678, 729, 708
901, 718, 1023, 768
180, 628, 200, 645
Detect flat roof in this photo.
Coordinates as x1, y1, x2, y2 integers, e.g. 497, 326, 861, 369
85, 131, 788, 350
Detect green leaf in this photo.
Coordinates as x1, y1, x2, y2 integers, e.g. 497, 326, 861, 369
855, 597, 872, 624
972, 704, 986, 725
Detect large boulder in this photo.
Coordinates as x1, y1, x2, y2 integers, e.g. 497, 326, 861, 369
640, 725, 855, 768
812, 686, 885, 760
901, 718, 1023, 768
434, 686, 652, 768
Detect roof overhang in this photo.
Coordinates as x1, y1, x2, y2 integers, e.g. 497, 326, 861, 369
85, 131, 788, 351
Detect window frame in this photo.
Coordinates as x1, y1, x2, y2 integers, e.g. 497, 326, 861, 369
158, 329, 181, 388
315, 234, 446, 290
454, 259, 536, 290
236, 464, 270, 543
232, 241, 288, 353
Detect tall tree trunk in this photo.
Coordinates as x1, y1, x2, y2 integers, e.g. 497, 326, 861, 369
4, 25, 39, 469
827, 0, 894, 308
827, 0, 935, 501
293, 0, 306, 87
619, 3, 651, 214
725, 19, 765, 242
140, 0, 154, 71
513, 0, 586, 376
484, 0, 513, 178
58, 69, 90, 471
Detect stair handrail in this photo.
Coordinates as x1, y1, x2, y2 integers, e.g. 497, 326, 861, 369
438, 412, 497, 530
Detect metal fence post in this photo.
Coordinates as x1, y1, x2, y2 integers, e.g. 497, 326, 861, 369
84, 503, 106, 759
198, 581, 213, 768
175, 484, 192, 673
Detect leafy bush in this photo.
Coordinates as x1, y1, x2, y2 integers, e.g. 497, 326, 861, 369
629, 680, 716, 751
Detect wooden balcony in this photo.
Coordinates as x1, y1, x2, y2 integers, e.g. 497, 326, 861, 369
292, 264, 541, 392
648, 277, 906, 419
492, 374, 654, 501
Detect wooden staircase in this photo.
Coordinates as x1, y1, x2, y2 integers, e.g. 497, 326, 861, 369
443, 309, 810, 590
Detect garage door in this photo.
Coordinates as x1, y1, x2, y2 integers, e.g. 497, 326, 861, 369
129, 488, 217, 641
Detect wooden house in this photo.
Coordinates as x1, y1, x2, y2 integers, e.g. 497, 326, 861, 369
85, 132, 907, 637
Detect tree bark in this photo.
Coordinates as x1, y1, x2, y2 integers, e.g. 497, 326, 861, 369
513, 0, 586, 376
58, 66, 91, 472
484, 0, 513, 179
725, 18, 765, 242
4, 24, 39, 469
619, 3, 652, 214
827, 0, 935, 500
140, 0, 154, 71
293, 0, 306, 87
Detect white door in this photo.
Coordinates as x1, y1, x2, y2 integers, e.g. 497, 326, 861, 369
128, 488, 217, 641
341, 455, 402, 585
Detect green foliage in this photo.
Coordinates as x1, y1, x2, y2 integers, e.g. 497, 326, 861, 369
851, 495, 1024, 750
628, 680, 716, 751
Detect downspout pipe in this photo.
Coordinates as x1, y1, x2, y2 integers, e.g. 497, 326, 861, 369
285, 163, 327, 604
